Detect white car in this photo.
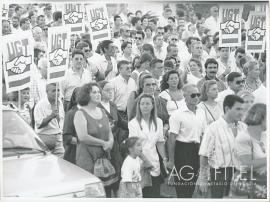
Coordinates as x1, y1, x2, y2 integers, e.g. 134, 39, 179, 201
2, 106, 105, 198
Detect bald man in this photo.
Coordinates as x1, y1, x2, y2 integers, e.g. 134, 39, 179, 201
168, 84, 206, 198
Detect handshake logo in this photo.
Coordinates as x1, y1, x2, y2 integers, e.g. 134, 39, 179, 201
6, 55, 32, 74
220, 20, 240, 34
49, 48, 68, 66
90, 18, 108, 31
247, 27, 266, 41
64, 11, 83, 24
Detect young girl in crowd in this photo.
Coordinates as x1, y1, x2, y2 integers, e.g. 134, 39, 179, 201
118, 137, 143, 198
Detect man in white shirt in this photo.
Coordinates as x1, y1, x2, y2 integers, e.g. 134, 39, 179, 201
198, 94, 246, 198
118, 41, 133, 62
216, 72, 245, 109
168, 84, 206, 198
95, 40, 118, 81
110, 60, 136, 114
253, 66, 266, 104
216, 47, 233, 80
60, 50, 92, 111
20, 18, 31, 31
153, 35, 167, 61
11, 15, 20, 33
204, 5, 219, 36
132, 31, 145, 56
230, 47, 246, 74
34, 83, 65, 157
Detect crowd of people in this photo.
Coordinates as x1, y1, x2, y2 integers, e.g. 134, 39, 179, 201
2, 3, 267, 199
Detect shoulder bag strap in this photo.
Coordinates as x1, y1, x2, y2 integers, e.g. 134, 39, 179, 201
202, 103, 216, 121
165, 90, 179, 109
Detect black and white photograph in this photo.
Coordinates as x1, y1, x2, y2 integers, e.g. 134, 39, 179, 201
1, 0, 269, 200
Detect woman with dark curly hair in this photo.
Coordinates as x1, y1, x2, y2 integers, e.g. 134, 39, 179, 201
159, 70, 184, 115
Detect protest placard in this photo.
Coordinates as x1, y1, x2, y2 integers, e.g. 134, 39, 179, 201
219, 4, 243, 47
2, 31, 34, 93
63, 4, 85, 34
47, 26, 70, 84
85, 4, 111, 45
246, 11, 266, 53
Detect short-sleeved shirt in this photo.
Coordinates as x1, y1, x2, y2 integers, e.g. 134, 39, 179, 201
121, 155, 142, 182
128, 118, 164, 177
169, 100, 206, 143
159, 90, 184, 115
34, 97, 64, 135
234, 130, 266, 173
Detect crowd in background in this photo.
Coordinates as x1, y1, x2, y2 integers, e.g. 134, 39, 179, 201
2, 3, 267, 199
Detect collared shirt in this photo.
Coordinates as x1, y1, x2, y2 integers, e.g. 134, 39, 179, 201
204, 16, 219, 36
128, 117, 164, 177
197, 76, 227, 93
117, 54, 133, 63
199, 116, 247, 169
253, 84, 266, 104
244, 79, 262, 93
216, 58, 233, 78
29, 70, 47, 108
154, 45, 167, 61
110, 75, 136, 111
169, 100, 206, 143
95, 55, 118, 81
60, 68, 92, 102
34, 97, 64, 135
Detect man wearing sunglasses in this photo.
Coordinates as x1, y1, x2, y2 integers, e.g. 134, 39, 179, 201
216, 72, 245, 111
168, 84, 206, 198
153, 35, 167, 61
132, 30, 144, 56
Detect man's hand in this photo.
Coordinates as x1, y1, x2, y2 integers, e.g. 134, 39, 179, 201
166, 160, 174, 170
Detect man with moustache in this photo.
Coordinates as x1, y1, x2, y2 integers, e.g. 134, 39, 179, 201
197, 58, 227, 92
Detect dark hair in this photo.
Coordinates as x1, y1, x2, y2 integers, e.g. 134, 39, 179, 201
121, 41, 132, 51
98, 80, 109, 90
68, 87, 80, 111
53, 11, 62, 21
138, 73, 153, 95
75, 41, 89, 50
15, 5, 22, 12
117, 60, 130, 71
157, 26, 164, 31
127, 12, 133, 17
75, 39, 92, 51
186, 36, 200, 47
132, 55, 140, 71
136, 30, 145, 39
213, 37, 219, 45
160, 70, 183, 91
19, 18, 29, 27
131, 17, 141, 26
164, 25, 173, 33
201, 35, 211, 45
235, 47, 245, 56
37, 15, 45, 21
114, 15, 121, 22
227, 72, 242, 83
204, 58, 218, 69
28, 11, 35, 20
164, 60, 174, 68
121, 136, 141, 159
223, 95, 244, 113
244, 103, 266, 126
195, 12, 202, 20
72, 49, 84, 58
150, 58, 163, 69
135, 10, 142, 15
142, 44, 155, 57
77, 83, 100, 106
149, 19, 157, 25
101, 40, 113, 53
168, 17, 175, 23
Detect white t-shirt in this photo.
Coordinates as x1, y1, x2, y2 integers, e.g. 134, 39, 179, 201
121, 155, 142, 182
128, 118, 164, 177
253, 84, 266, 104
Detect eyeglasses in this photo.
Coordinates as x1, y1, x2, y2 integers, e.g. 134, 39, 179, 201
171, 38, 178, 41
135, 37, 142, 40
190, 93, 200, 98
43, 28, 48, 31
145, 83, 157, 87
84, 49, 91, 52
158, 32, 164, 35
235, 80, 245, 85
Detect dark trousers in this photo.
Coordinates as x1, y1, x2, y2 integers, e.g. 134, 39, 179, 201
174, 141, 200, 198
210, 167, 234, 198
142, 175, 161, 198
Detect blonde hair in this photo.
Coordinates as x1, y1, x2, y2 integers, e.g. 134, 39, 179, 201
200, 80, 218, 101
244, 103, 266, 126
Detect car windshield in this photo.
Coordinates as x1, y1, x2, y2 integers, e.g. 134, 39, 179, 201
3, 110, 48, 157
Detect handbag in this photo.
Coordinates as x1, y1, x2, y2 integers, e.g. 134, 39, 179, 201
230, 137, 267, 199
93, 151, 119, 187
